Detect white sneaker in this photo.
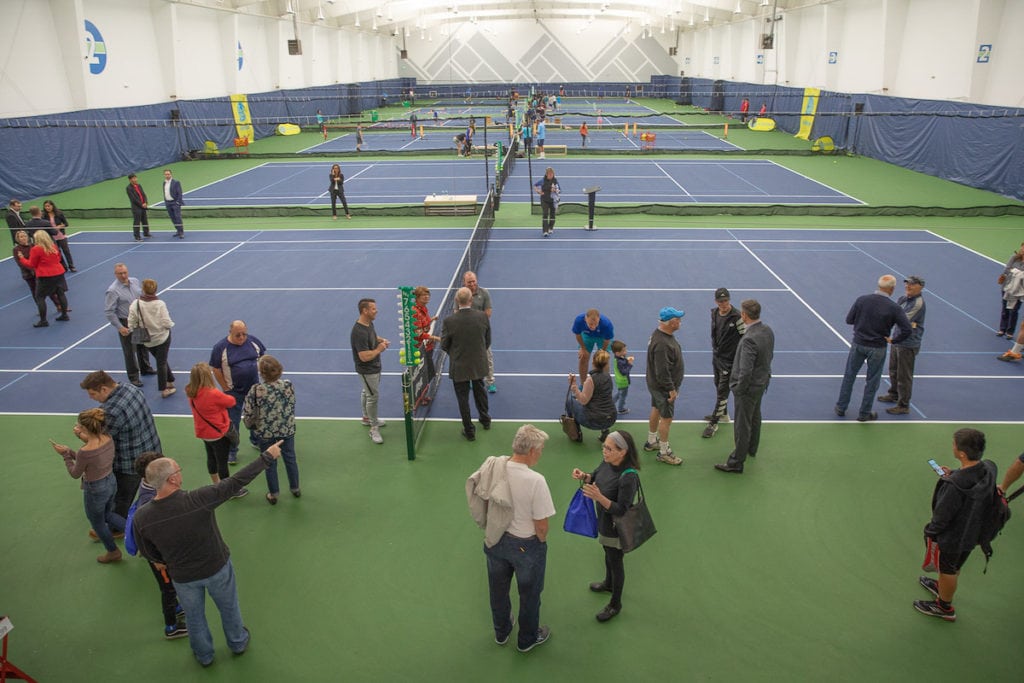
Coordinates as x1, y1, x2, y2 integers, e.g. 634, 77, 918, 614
369, 428, 383, 444
656, 450, 682, 466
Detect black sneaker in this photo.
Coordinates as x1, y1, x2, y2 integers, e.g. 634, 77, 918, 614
517, 625, 550, 653
857, 412, 878, 422
701, 422, 718, 438
642, 440, 659, 452
164, 622, 189, 640
913, 599, 955, 622
918, 576, 939, 598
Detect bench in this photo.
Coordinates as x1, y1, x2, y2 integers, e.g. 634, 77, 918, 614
542, 144, 568, 156
424, 194, 479, 217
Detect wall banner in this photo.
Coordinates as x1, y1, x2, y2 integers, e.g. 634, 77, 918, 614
795, 87, 820, 140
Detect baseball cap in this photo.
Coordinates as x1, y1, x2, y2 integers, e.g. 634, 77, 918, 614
714, 287, 730, 301
659, 307, 686, 322
904, 275, 925, 287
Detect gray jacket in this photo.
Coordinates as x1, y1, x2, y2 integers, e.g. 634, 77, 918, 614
466, 456, 513, 548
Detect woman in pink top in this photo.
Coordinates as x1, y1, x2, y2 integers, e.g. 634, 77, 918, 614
51, 408, 125, 563
186, 363, 246, 497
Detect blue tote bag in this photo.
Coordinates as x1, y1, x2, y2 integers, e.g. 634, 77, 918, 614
563, 486, 598, 538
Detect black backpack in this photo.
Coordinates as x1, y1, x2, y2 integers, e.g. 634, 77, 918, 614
978, 487, 1011, 572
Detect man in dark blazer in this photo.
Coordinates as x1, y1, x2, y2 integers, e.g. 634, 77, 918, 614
441, 286, 492, 441
126, 174, 150, 241
161, 169, 185, 238
715, 299, 775, 474
7, 198, 26, 244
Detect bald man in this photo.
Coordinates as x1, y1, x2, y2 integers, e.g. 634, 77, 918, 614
210, 321, 267, 464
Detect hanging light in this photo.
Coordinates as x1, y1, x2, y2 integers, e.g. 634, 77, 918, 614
355, 14, 360, 27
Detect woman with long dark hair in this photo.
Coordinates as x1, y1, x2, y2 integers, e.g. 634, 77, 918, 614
571, 430, 641, 622
42, 199, 75, 271
328, 163, 351, 220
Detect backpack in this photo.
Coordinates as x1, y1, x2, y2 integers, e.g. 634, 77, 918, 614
978, 487, 1011, 572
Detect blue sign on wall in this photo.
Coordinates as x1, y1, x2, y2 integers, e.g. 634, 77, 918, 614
237, 41, 244, 71
713, 56, 719, 65
828, 51, 838, 64
756, 54, 764, 65
977, 44, 992, 63
84, 20, 107, 74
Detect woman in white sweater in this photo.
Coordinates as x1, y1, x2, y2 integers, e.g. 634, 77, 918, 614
128, 278, 176, 397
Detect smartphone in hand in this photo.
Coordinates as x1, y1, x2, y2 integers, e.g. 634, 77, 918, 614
927, 459, 945, 476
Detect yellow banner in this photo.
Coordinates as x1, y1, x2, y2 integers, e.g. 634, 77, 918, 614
230, 94, 254, 143
795, 87, 820, 141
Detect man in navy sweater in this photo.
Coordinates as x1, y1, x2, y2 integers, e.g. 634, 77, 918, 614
835, 274, 912, 421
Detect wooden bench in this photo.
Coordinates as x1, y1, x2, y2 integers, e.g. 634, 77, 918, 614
424, 194, 479, 216
542, 144, 568, 156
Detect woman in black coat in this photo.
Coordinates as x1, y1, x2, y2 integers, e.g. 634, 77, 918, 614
328, 164, 351, 220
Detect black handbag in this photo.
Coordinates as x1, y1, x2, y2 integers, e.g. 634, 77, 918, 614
613, 470, 656, 553
560, 386, 582, 442
130, 300, 151, 344
191, 399, 239, 446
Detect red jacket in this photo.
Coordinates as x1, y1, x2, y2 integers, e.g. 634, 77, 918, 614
18, 245, 65, 277
189, 387, 236, 439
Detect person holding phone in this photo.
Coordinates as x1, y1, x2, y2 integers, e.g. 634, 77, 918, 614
328, 163, 351, 220
51, 408, 126, 564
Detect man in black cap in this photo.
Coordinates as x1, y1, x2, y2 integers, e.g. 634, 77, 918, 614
703, 287, 745, 438
877, 275, 926, 415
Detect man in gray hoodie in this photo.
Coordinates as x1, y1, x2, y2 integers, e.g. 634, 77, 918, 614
466, 424, 555, 653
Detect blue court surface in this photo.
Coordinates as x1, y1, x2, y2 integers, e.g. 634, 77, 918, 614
0, 227, 1018, 426
173, 159, 859, 207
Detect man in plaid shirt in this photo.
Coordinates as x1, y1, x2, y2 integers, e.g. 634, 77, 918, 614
81, 370, 162, 518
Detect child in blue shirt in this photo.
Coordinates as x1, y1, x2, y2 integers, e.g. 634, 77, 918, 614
610, 340, 634, 414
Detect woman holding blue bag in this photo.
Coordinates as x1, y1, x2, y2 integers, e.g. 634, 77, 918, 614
571, 430, 640, 623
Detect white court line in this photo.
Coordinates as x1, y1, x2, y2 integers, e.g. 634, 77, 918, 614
652, 162, 693, 199
29, 234, 262, 372
763, 159, 865, 204
733, 234, 850, 346
926, 229, 1006, 266
153, 162, 273, 208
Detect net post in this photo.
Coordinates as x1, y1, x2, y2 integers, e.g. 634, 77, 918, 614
402, 369, 415, 460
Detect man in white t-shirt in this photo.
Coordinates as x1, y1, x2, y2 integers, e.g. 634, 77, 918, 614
466, 424, 555, 653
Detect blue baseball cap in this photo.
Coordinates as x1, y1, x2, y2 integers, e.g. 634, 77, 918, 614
659, 307, 686, 322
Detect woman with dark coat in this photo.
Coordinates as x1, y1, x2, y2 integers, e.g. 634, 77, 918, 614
328, 163, 351, 220
42, 199, 75, 271
571, 430, 641, 623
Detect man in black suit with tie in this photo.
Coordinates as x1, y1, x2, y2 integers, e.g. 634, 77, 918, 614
441, 286, 492, 441
127, 174, 151, 241
715, 299, 775, 474
7, 198, 26, 244
162, 169, 185, 238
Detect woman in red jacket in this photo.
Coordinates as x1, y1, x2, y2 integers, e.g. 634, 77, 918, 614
16, 229, 69, 327
185, 362, 247, 497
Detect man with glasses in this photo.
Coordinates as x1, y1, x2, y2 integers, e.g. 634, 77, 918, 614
132, 442, 283, 668
210, 321, 267, 464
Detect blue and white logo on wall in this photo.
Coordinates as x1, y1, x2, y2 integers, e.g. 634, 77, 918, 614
977, 44, 991, 63
828, 51, 838, 64
84, 20, 107, 75
237, 41, 244, 71
756, 54, 764, 65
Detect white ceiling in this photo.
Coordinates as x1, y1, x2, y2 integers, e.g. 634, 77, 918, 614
173, 0, 817, 34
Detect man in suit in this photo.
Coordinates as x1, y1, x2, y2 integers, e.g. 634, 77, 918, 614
715, 299, 775, 474
6, 198, 26, 244
162, 169, 185, 238
127, 174, 150, 241
442, 286, 492, 441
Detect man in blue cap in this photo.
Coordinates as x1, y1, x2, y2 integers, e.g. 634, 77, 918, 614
645, 307, 685, 465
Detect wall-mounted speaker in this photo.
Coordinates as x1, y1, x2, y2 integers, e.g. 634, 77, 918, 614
287, 39, 302, 55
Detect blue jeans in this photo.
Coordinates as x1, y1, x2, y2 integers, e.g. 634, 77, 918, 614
259, 435, 299, 494
226, 390, 259, 460
485, 534, 547, 650
615, 385, 629, 412
566, 393, 615, 432
836, 343, 888, 418
83, 473, 126, 552
173, 560, 249, 666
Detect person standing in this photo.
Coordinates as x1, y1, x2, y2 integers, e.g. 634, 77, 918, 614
580, 120, 589, 148
355, 123, 364, 152
186, 363, 242, 495
132, 443, 283, 667
6, 198, 26, 244
16, 230, 70, 327
466, 424, 554, 652
350, 298, 389, 444
834, 274, 912, 422
317, 109, 327, 141
410, 111, 418, 139
535, 118, 546, 159
610, 340, 634, 414
441, 287, 492, 441
105, 263, 156, 387
703, 288, 745, 438
12, 230, 61, 312
996, 242, 1024, 337
878, 276, 926, 415
571, 430, 641, 622
913, 428, 997, 622
80, 370, 162, 519
210, 321, 267, 464
126, 174, 151, 241
411, 286, 440, 391
162, 169, 185, 238
243, 355, 300, 504
739, 98, 750, 123
534, 167, 559, 237
41, 200, 75, 272
328, 163, 351, 220
50, 408, 126, 564
127, 279, 176, 398
463, 271, 496, 392
644, 307, 686, 466
571, 309, 615, 383
714, 299, 775, 474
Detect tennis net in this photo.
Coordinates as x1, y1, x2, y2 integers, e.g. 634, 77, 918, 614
409, 186, 496, 443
